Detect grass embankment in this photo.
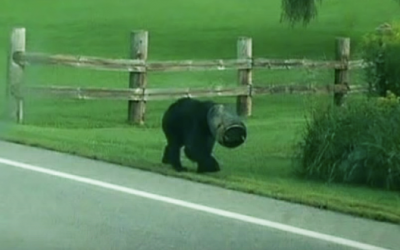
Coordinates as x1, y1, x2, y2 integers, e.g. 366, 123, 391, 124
1, 0, 399, 223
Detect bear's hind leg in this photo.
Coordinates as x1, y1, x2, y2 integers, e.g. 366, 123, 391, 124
162, 141, 187, 172
162, 145, 171, 164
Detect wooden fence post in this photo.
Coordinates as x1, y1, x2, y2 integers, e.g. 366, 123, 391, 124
6, 27, 26, 123
236, 37, 252, 117
334, 37, 350, 106
128, 30, 148, 124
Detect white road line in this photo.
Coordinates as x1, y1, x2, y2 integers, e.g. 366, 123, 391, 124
0, 157, 392, 250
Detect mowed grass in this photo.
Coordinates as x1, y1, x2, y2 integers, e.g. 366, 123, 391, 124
1, 0, 400, 223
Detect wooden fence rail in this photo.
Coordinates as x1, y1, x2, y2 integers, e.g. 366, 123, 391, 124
6, 27, 369, 125
23, 84, 358, 101
13, 52, 367, 72
22, 85, 250, 101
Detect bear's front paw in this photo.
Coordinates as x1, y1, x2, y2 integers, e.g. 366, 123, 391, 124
175, 166, 188, 172
196, 159, 220, 173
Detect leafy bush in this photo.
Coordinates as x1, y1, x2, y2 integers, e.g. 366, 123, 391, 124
293, 92, 400, 191
361, 22, 400, 97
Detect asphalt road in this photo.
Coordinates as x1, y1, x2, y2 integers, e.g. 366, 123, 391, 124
0, 141, 398, 250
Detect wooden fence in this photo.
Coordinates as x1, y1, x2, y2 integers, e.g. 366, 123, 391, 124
6, 27, 368, 125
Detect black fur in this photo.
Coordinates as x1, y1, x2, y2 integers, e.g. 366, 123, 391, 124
161, 97, 220, 173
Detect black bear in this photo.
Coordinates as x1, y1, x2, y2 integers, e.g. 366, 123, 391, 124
161, 97, 247, 173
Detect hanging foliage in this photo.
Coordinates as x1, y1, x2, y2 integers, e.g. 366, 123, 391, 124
280, 0, 322, 26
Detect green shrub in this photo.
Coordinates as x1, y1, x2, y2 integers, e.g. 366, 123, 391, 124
361, 22, 400, 97
293, 92, 400, 191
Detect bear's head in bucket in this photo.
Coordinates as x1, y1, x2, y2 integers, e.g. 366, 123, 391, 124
207, 104, 247, 149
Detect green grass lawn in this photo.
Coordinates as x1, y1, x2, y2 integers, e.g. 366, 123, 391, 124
1, 0, 400, 223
